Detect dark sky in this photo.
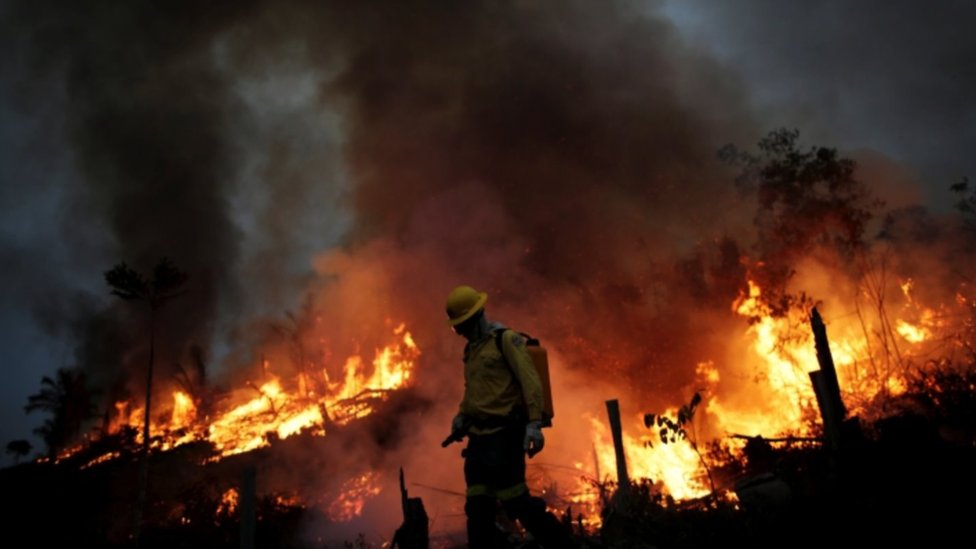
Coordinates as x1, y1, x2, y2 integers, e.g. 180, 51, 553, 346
1, 0, 973, 464
661, 0, 976, 204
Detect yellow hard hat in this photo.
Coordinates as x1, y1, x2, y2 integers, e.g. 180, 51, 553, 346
445, 285, 488, 326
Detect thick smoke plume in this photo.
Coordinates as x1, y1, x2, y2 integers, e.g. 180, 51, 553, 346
4, 0, 758, 421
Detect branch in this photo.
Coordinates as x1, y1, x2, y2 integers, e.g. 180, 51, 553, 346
730, 434, 822, 443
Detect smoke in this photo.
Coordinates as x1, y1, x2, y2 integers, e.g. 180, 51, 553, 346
304, 0, 758, 385
4, 0, 757, 398
7, 0, 973, 543
273, 1, 760, 540
0, 2, 261, 405
0, 0, 757, 539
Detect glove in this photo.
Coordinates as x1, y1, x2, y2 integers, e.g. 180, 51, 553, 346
441, 413, 470, 448
452, 413, 467, 433
523, 421, 544, 458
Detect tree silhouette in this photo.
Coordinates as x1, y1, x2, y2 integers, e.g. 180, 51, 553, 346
105, 258, 187, 456
950, 177, 975, 233
721, 128, 881, 315
6, 439, 33, 464
105, 257, 187, 540
24, 368, 97, 458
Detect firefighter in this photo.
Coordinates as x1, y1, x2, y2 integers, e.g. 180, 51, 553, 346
445, 285, 572, 548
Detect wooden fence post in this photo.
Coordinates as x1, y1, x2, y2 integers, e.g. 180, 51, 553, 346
605, 399, 630, 493
240, 466, 256, 549
810, 307, 847, 450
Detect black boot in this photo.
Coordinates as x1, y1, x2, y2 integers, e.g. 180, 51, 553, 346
465, 496, 506, 549
502, 494, 576, 548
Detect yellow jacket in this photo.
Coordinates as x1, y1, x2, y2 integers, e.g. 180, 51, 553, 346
459, 327, 545, 434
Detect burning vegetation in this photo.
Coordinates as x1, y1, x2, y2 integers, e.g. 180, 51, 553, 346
9, 140, 975, 546
2, 1, 975, 547
88, 321, 419, 461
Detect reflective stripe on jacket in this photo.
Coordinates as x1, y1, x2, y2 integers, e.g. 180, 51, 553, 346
459, 327, 545, 434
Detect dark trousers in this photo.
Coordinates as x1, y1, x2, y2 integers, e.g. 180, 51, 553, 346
463, 427, 571, 548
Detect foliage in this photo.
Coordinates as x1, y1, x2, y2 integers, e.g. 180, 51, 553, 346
720, 129, 881, 313
6, 439, 32, 462
643, 392, 702, 446
642, 392, 716, 501
105, 258, 188, 309
950, 176, 975, 231
902, 360, 976, 430
24, 367, 98, 457
600, 478, 744, 549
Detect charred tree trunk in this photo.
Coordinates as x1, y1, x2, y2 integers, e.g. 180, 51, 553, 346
605, 399, 630, 493
240, 466, 256, 549
132, 306, 156, 544
391, 468, 428, 549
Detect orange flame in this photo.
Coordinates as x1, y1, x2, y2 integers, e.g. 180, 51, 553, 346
575, 273, 958, 524
75, 322, 419, 462
207, 378, 326, 457
327, 472, 382, 521
205, 323, 418, 457
589, 414, 710, 501
217, 488, 239, 517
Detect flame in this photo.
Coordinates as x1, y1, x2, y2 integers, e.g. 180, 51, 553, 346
81, 451, 121, 470
170, 391, 196, 428
896, 319, 930, 343
569, 409, 713, 529
207, 378, 326, 457
895, 282, 941, 344
573, 273, 959, 524
274, 493, 304, 508
590, 414, 710, 501
217, 488, 239, 517
727, 280, 821, 435
53, 263, 972, 537
327, 472, 382, 521
69, 322, 419, 461
208, 323, 416, 457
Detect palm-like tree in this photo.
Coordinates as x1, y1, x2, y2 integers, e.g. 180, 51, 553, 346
105, 258, 186, 540
6, 439, 33, 464
104, 258, 187, 458
25, 368, 97, 458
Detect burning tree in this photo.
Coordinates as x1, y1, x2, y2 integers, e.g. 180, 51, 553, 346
576, 131, 975, 533
720, 128, 881, 316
